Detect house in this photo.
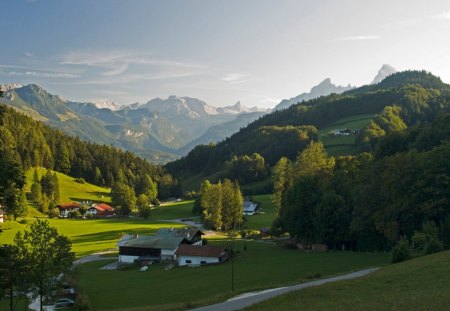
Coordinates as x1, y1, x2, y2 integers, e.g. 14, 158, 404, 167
57, 202, 80, 217
329, 128, 351, 136
86, 203, 114, 217
0, 208, 4, 223
117, 228, 204, 263
243, 201, 258, 216
175, 244, 229, 266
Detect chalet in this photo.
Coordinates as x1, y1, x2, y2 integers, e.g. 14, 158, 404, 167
0, 208, 4, 223
175, 244, 228, 266
118, 228, 204, 263
86, 203, 115, 217
329, 128, 351, 136
243, 201, 258, 216
57, 202, 80, 217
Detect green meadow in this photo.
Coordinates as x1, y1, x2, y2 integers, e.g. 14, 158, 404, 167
318, 114, 375, 156
78, 240, 390, 311
25, 167, 111, 204
244, 250, 450, 311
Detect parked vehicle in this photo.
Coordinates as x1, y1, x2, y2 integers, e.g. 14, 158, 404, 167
54, 298, 74, 308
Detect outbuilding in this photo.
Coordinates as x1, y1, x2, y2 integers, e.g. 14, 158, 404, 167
0, 208, 4, 223
175, 244, 228, 266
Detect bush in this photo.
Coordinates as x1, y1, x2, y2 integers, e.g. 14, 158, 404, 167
391, 239, 411, 263
75, 178, 86, 184
19, 219, 28, 224
69, 210, 81, 219
426, 238, 443, 254
48, 208, 60, 218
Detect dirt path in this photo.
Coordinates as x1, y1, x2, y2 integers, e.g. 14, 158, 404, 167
188, 267, 379, 311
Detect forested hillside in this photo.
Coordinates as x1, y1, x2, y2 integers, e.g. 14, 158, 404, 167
167, 71, 450, 190
272, 112, 450, 252
0, 104, 181, 217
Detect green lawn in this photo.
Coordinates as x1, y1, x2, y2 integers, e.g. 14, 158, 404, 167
25, 167, 111, 204
151, 200, 195, 220
78, 240, 390, 310
244, 194, 277, 230
244, 250, 450, 311
318, 114, 375, 156
0, 217, 184, 257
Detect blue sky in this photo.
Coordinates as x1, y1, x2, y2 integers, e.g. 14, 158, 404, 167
1, 0, 450, 108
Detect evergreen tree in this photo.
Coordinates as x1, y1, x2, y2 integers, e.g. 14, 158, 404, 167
55, 142, 71, 174
4, 187, 27, 220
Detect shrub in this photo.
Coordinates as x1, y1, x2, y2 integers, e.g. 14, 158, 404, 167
48, 208, 60, 218
391, 239, 411, 263
19, 219, 28, 224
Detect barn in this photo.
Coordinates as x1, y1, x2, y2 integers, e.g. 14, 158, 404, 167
175, 244, 229, 266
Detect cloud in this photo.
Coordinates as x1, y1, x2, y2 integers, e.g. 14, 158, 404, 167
221, 73, 254, 85
60, 49, 206, 77
433, 11, 450, 19
7, 70, 80, 78
335, 35, 382, 41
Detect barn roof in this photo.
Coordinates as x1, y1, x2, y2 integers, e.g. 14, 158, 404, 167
175, 245, 226, 258
118, 234, 188, 250
57, 202, 80, 209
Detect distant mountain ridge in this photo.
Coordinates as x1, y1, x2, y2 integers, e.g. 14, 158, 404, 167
0, 84, 269, 162
372, 64, 397, 84
274, 78, 354, 111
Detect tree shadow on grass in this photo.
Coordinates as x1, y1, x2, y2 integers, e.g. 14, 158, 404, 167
71, 227, 159, 245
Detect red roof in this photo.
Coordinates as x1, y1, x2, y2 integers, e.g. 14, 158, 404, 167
175, 245, 227, 258
93, 203, 114, 212
57, 202, 80, 210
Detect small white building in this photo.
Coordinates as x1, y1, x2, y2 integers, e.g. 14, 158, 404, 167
175, 244, 228, 267
243, 201, 258, 216
0, 208, 4, 223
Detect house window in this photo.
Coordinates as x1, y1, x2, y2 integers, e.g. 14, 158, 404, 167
185, 260, 191, 264
200, 261, 207, 265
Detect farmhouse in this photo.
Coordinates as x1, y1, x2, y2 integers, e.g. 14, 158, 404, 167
118, 228, 204, 263
86, 203, 115, 217
0, 208, 4, 223
329, 128, 351, 136
57, 202, 80, 217
175, 244, 229, 266
243, 201, 258, 216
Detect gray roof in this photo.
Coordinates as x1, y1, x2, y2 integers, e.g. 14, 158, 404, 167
118, 235, 188, 250
117, 227, 203, 250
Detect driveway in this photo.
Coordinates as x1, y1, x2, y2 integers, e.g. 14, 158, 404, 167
188, 267, 379, 311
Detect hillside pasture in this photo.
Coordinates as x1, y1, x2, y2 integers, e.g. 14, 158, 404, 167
318, 114, 375, 156
25, 167, 111, 204
243, 250, 450, 311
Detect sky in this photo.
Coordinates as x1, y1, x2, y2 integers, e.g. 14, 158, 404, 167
1, 0, 450, 108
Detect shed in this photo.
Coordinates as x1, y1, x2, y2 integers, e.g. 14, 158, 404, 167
175, 245, 228, 266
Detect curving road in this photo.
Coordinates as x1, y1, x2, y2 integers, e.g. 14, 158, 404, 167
188, 267, 379, 311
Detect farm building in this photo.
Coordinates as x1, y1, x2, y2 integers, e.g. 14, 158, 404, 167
175, 244, 229, 266
57, 202, 80, 217
329, 128, 351, 136
243, 201, 258, 216
117, 228, 204, 263
86, 203, 115, 217
0, 208, 4, 223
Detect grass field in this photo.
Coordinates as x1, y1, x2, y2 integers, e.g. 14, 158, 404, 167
244, 194, 277, 230
244, 250, 450, 311
318, 114, 375, 156
25, 167, 111, 204
78, 240, 390, 310
0, 217, 184, 257
151, 200, 195, 220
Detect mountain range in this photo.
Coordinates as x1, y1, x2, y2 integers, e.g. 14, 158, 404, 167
0, 64, 396, 163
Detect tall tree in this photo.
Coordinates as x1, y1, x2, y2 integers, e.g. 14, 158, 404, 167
14, 220, 74, 311
0, 244, 27, 311
111, 183, 137, 215
272, 157, 293, 214
294, 141, 334, 178
201, 181, 223, 230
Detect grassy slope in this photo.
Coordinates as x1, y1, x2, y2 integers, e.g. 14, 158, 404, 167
244, 250, 450, 311
244, 194, 277, 230
25, 167, 111, 204
79, 240, 390, 311
318, 114, 375, 156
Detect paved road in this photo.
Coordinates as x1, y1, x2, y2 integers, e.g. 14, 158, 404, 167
188, 267, 379, 311
73, 250, 116, 265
